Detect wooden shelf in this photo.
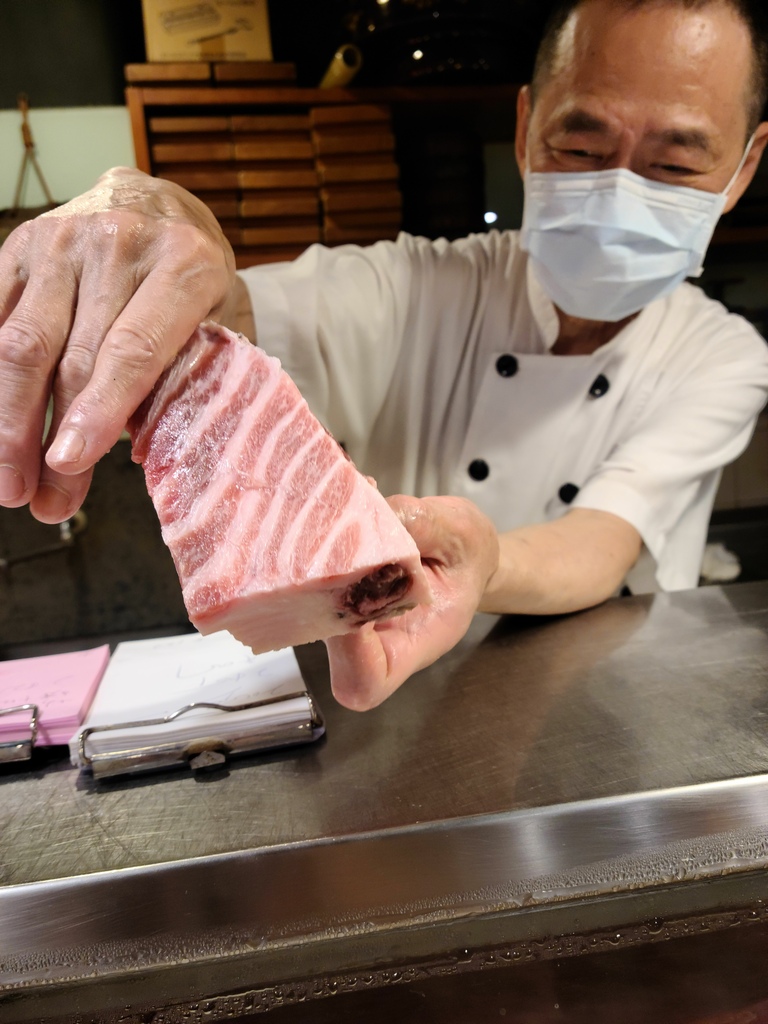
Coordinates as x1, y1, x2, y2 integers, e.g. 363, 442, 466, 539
126, 83, 521, 109
125, 80, 521, 264
126, 81, 520, 178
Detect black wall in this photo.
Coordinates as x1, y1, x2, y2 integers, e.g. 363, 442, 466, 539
0, 0, 146, 109
0, 0, 346, 107
0, 1, 551, 109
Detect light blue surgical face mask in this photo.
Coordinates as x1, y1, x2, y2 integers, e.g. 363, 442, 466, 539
519, 140, 754, 323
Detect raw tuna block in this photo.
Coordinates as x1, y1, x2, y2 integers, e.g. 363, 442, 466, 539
128, 322, 430, 652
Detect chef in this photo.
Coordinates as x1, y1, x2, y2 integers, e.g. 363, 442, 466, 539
1, 0, 768, 710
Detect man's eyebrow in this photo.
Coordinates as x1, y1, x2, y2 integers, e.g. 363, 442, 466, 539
555, 113, 716, 155
557, 110, 610, 134
649, 127, 715, 154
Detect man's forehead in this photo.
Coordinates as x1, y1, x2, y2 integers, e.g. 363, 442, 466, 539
548, 0, 751, 76
537, 0, 752, 141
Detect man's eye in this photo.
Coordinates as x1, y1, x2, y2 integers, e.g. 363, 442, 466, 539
658, 164, 695, 175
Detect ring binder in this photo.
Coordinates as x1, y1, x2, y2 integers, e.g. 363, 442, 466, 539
77, 690, 324, 779
0, 703, 39, 764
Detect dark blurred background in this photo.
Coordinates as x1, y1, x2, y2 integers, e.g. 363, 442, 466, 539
0, 0, 553, 108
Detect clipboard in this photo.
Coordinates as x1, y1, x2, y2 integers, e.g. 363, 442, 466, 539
70, 632, 325, 779
0, 645, 111, 764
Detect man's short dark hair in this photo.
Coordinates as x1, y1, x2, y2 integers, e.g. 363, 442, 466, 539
532, 0, 768, 132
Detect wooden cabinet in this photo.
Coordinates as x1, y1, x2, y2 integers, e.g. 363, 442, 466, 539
125, 70, 520, 267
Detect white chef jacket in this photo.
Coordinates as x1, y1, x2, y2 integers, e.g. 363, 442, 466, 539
238, 230, 768, 593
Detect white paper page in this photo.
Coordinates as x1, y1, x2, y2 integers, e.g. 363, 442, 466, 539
70, 632, 315, 764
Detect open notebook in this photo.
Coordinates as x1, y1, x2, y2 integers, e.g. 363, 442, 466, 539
70, 632, 324, 779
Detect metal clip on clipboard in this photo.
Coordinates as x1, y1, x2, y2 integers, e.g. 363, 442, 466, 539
0, 704, 39, 764
77, 691, 324, 780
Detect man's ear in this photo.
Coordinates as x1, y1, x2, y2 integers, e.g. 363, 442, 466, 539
515, 85, 532, 179
723, 121, 768, 213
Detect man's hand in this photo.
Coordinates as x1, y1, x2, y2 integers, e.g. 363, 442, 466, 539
325, 495, 500, 711
326, 501, 642, 710
0, 166, 237, 524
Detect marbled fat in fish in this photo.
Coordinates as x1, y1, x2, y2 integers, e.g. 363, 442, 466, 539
129, 322, 430, 653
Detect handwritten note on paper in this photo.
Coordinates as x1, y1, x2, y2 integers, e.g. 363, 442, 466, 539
0, 645, 111, 745
88, 632, 303, 713
70, 632, 315, 765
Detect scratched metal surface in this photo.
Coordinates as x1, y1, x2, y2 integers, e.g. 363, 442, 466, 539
2, 583, 768, 1022
1, 582, 768, 887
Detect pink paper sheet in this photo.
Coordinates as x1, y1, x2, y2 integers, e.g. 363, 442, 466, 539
0, 645, 111, 745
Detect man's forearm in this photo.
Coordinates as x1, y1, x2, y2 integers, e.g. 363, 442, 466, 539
479, 508, 643, 616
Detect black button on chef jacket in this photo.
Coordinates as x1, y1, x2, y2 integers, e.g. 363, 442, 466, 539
469, 459, 490, 481
559, 483, 580, 504
496, 354, 519, 378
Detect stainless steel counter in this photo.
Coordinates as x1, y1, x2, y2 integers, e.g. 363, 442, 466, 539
2, 582, 768, 1022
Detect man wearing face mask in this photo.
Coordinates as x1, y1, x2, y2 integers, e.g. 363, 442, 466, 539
1, 0, 768, 710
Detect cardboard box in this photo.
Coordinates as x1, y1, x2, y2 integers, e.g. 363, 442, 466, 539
141, 0, 273, 62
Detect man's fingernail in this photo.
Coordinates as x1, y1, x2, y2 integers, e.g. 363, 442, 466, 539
48, 428, 86, 466
34, 483, 72, 522
0, 464, 25, 502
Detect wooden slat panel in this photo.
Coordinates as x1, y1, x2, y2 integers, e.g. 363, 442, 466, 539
155, 160, 241, 174
233, 139, 315, 161
320, 186, 402, 213
157, 169, 240, 190
152, 142, 234, 163
149, 116, 231, 133
323, 223, 399, 244
240, 191, 320, 218
239, 168, 319, 189
325, 210, 402, 229
231, 114, 311, 133
158, 161, 317, 191
125, 63, 211, 82
233, 247, 308, 269
241, 223, 322, 246
213, 62, 296, 82
197, 196, 240, 219
310, 104, 391, 126
126, 85, 520, 107
151, 131, 233, 146
317, 159, 399, 185
311, 119, 391, 135
312, 132, 396, 157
